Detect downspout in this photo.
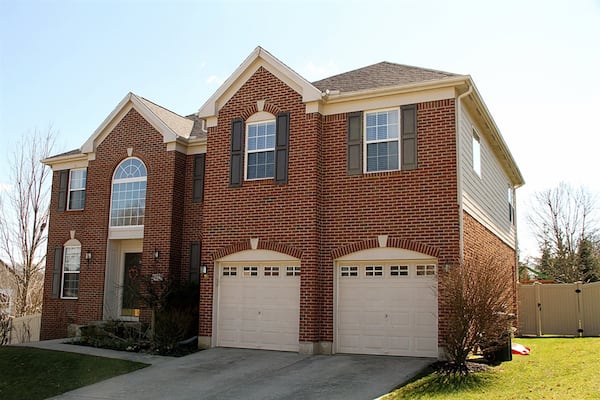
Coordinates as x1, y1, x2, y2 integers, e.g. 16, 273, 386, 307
455, 84, 472, 264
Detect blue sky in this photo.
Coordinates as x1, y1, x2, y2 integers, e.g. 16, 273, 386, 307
1, 0, 599, 257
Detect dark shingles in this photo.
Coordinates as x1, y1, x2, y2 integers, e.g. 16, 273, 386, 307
45, 149, 82, 160
312, 62, 458, 93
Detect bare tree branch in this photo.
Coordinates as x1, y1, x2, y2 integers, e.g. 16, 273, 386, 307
528, 182, 599, 282
0, 128, 55, 316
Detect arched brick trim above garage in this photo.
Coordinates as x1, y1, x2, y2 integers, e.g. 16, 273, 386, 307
331, 237, 441, 260
211, 239, 303, 261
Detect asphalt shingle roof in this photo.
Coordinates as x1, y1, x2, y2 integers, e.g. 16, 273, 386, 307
312, 62, 458, 93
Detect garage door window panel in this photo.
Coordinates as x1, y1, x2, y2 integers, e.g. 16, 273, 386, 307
286, 266, 300, 276
223, 267, 237, 277
341, 266, 358, 277
390, 265, 409, 277
264, 266, 279, 276
243, 266, 258, 277
416, 265, 436, 276
365, 265, 383, 277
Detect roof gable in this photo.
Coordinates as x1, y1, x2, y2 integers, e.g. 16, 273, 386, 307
198, 47, 322, 120
312, 62, 458, 93
81, 93, 194, 154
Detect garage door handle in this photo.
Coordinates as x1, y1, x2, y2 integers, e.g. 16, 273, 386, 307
385, 314, 388, 318
258, 311, 262, 315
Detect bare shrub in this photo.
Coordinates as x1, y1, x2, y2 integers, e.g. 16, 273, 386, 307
441, 252, 515, 373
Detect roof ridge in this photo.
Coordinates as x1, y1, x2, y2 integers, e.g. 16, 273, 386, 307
135, 94, 190, 120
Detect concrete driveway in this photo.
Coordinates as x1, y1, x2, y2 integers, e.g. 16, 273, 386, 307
47, 346, 433, 400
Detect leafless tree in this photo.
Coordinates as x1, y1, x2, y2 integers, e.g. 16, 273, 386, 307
528, 182, 599, 282
0, 128, 54, 316
441, 252, 515, 373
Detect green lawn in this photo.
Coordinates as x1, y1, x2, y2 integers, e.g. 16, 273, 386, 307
383, 338, 600, 400
0, 346, 148, 400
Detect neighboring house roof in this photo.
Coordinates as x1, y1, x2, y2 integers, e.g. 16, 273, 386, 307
312, 62, 458, 93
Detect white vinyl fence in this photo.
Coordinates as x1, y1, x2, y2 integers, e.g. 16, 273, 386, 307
518, 282, 600, 337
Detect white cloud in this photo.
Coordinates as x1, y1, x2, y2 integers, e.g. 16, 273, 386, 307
0, 182, 11, 193
300, 60, 340, 81
205, 75, 224, 86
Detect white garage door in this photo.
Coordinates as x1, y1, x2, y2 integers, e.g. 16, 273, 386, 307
217, 264, 300, 352
337, 263, 438, 357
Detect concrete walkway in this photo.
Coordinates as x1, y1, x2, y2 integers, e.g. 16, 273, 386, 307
18, 340, 434, 400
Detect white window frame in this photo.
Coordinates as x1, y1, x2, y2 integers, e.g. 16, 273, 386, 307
364, 107, 400, 173
67, 168, 87, 211
245, 119, 276, 181
61, 245, 81, 299
110, 158, 147, 228
472, 129, 481, 177
508, 186, 515, 224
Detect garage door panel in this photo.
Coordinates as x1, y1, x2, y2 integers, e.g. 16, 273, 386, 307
217, 264, 300, 352
337, 263, 438, 357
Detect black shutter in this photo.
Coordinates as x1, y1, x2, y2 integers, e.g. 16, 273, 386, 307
57, 170, 69, 211
274, 112, 290, 185
229, 118, 244, 187
347, 112, 363, 175
51, 246, 63, 298
192, 154, 205, 202
401, 104, 418, 170
189, 242, 201, 284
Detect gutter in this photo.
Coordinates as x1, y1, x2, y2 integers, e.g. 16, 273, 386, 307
456, 84, 473, 263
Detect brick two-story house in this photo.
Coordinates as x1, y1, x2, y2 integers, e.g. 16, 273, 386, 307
41, 47, 523, 358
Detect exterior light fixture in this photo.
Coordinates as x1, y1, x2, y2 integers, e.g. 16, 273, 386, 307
85, 251, 92, 268
201, 264, 208, 277
153, 248, 160, 261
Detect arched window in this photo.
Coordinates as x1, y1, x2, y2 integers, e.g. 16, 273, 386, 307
110, 158, 147, 227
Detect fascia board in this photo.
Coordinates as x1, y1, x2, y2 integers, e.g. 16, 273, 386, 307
463, 78, 525, 187
198, 47, 321, 119
80, 93, 179, 155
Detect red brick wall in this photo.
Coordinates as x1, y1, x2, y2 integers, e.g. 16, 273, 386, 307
200, 67, 322, 341
41, 108, 188, 339
198, 65, 461, 345
320, 99, 460, 343
462, 211, 518, 319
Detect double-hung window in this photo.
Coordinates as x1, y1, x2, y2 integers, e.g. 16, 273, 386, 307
67, 169, 87, 210
62, 244, 81, 298
246, 120, 276, 180
365, 109, 400, 172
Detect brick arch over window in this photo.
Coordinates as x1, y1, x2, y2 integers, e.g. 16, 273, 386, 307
240, 101, 283, 121
331, 238, 441, 260
210, 239, 303, 261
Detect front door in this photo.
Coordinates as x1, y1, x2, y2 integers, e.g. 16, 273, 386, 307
122, 252, 142, 318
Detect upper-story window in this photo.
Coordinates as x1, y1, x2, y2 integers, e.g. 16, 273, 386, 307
508, 186, 515, 225
472, 129, 481, 177
246, 120, 276, 180
365, 109, 400, 172
67, 169, 87, 210
110, 158, 147, 227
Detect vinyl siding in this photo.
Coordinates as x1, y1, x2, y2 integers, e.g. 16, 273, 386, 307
458, 102, 516, 248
